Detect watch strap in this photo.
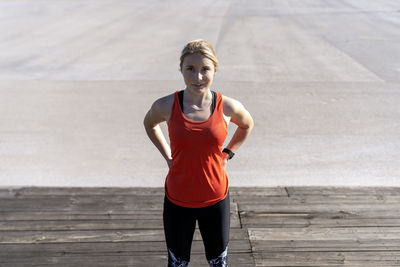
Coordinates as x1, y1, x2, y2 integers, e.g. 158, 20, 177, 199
222, 148, 235, 160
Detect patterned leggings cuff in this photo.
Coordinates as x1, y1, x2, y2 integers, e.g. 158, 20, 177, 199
168, 249, 189, 267
208, 246, 228, 267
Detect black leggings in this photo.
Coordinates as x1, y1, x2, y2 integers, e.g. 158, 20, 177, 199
163, 194, 230, 266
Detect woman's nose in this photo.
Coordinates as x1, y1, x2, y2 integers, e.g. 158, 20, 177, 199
194, 72, 203, 81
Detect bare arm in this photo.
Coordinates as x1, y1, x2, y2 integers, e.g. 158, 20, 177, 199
143, 97, 173, 168
222, 96, 254, 165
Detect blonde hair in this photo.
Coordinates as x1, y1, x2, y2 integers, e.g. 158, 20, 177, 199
180, 39, 219, 72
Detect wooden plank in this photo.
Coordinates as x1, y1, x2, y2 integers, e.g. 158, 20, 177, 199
0, 240, 251, 256
0, 195, 166, 211
0, 217, 241, 231
285, 187, 400, 196
0, 210, 163, 221
250, 240, 400, 252
0, 195, 240, 213
0, 219, 163, 231
0, 228, 249, 244
230, 187, 288, 197
237, 202, 400, 213
0, 187, 165, 198
0, 252, 255, 267
253, 251, 400, 266
242, 216, 400, 228
233, 194, 400, 204
240, 210, 400, 227
248, 227, 400, 252
0, 208, 240, 231
231, 202, 241, 228
1, 186, 397, 197
0, 186, 278, 197
249, 227, 400, 241
0, 202, 240, 218
240, 210, 400, 219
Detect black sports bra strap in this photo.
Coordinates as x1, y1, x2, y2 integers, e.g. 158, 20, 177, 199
178, 90, 184, 112
211, 91, 217, 112
178, 90, 217, 115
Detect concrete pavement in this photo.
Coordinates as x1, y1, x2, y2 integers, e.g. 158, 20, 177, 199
1, 0, 399, 186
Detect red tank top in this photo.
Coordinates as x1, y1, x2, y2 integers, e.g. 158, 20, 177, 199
165, 91, 229, 208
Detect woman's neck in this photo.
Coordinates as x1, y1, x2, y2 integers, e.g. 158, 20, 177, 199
184, 88, 212, 107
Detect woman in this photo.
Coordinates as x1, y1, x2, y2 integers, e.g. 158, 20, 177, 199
143, 39, 254, 267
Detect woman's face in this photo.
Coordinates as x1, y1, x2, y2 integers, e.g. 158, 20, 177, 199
181, 53, 216, 93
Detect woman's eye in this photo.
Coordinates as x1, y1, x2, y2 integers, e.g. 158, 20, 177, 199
186, 67, 193, 71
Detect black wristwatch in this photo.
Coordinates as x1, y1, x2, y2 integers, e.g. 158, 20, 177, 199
222, 148, 235, 160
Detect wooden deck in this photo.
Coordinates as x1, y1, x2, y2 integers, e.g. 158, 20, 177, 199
1, 187, 399, 266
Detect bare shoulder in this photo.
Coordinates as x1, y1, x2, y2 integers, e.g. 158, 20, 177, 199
154, 93, 174, 111
221, 94, 245, 117
151, 92, 175, 122
221, 94, 253, 128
